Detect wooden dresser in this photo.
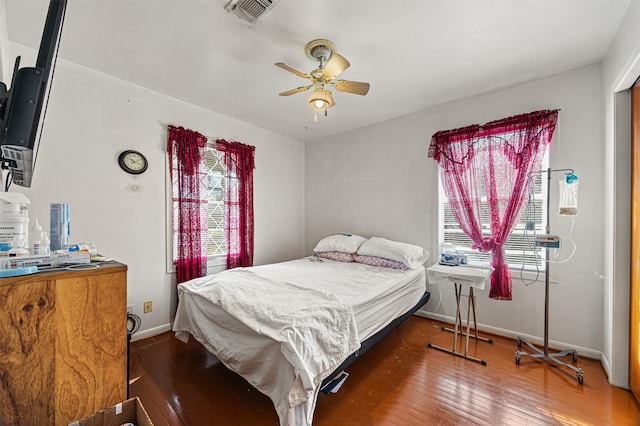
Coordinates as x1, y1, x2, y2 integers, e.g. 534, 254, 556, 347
0, 261, 128, 425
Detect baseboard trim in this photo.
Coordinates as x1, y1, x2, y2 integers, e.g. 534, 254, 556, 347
130, 323, 172, 342
600, 351, 612, 382
132, 314, 604, 364
415, 310, 602, 361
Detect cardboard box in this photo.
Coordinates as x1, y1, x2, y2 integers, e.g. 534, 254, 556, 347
68, 397, 153, 426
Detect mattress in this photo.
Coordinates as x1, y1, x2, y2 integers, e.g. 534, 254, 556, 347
173, 257, 427, 426
250, 257, 426, 341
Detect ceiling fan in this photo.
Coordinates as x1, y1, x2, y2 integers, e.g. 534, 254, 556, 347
275, 39, 370, 120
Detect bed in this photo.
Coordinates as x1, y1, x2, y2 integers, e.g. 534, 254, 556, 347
173, 236, 430, 426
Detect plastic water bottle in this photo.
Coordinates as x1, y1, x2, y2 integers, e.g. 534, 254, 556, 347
50, 203, 70, 251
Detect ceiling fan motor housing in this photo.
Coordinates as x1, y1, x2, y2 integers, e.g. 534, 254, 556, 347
311, 45, 332, 63
305, 39, 337, 64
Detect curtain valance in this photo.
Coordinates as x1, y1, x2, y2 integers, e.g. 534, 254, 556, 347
428, 110, 558, 300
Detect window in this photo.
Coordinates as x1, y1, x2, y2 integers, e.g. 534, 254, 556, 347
170, 144, 226, 262
167, 126, 255, 280
202, 146, 226, 256
430, 110, 557, 300
439, 154, 549, 271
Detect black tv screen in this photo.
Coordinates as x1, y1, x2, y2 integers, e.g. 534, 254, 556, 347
0, 0, 67, 188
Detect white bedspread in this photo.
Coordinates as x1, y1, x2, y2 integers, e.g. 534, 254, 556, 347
173, 268, 360, 425
252, 258, 426, 341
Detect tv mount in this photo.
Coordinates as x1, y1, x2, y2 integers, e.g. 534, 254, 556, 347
0, 0, 67, 189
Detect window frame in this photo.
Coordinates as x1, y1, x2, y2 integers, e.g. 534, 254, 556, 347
165, 142, 227, 276
437, 150, 550, 276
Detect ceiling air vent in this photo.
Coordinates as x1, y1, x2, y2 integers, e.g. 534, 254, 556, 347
224, 0, 280, 26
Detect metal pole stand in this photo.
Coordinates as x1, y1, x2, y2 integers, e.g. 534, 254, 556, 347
515, 337, 583, 384
514, 259, 584, 384
515, 168, 584, 385
428, 283, 493, 365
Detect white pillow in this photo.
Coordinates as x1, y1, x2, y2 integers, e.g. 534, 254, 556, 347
357, 237, 430, 269
313, 234, 367, 254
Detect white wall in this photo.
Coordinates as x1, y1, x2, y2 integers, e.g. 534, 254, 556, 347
3, 0, 635, 383
0, 0, 9, 82
603, 0, 640, 387
6, 42, 306, 337
306, 63, 605, 356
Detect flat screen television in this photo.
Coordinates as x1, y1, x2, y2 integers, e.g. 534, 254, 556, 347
0, 0, 67, 189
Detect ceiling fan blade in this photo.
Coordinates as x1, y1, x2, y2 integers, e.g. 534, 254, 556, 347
324, 53, 350, 79
334, 80, 370, 96
279, 85, 312, 96
275, 62, 309, 79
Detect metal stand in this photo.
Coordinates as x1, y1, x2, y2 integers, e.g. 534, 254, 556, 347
429, 283, 493, 365
515, 168, 584, 385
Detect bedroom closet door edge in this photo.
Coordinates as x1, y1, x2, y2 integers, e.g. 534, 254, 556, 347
630, 81, 640, 403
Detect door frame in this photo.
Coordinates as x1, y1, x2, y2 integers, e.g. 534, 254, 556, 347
631, 82, 640, 402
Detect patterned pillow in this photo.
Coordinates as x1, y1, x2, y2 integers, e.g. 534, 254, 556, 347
354, 255, 409, 270
315, 251, 356, 262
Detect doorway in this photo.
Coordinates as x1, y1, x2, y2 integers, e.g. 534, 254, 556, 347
631, 81, 640, 402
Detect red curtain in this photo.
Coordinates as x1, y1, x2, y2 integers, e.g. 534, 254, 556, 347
167, 125, 208, 284
216, 139, 256, 269
428, 110, 558, 300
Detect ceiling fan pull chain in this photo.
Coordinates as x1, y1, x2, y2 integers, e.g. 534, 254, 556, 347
314, 111, 318, 122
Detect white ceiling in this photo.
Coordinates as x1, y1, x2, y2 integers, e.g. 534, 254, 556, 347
4, 0, 631, 142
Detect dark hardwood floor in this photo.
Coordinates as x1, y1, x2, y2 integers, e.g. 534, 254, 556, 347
129, 316, 640, 425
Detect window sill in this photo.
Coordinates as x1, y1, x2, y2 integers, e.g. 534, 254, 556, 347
208, 254, 226, 266
166, 254, 227, 275
511, 267, 546, 284
207, 254, 227, 276
444, 262, 551, 284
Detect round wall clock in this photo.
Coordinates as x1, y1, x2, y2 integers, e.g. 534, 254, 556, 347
118, 150, 148, 175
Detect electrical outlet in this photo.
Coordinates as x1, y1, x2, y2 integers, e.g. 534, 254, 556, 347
143, 301, 153, 314
127, 304, 134, 315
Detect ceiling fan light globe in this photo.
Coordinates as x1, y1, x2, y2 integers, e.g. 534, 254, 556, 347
308, 88, 334, 111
